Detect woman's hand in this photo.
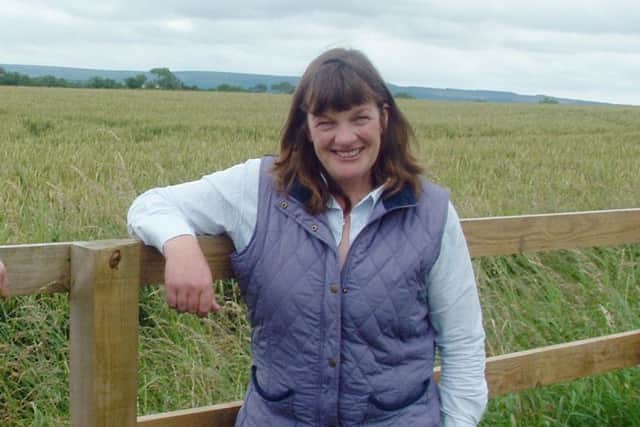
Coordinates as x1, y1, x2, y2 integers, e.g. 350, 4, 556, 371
163, 236, 221, 317
0, 260, 7, 298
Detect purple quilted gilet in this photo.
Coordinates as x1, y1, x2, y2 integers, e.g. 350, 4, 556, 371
231, 157, 449, 426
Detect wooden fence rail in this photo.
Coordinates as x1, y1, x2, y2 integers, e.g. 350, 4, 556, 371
1, 208, 639, 426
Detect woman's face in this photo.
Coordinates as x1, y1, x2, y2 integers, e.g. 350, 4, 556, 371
307, 101, 386, 195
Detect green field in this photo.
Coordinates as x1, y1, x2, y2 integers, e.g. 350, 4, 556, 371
0, 86, 639, 426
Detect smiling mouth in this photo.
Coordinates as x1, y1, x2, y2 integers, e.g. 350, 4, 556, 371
334, 148, 363, 159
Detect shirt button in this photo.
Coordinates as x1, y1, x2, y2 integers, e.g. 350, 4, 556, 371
280, 200, 288, 209
328, 358, 337, 367
311, 224, 319, 232
342, 287, 349, 294
330, 284, 339, 293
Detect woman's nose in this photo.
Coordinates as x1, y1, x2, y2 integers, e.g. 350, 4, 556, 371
334, 123, 357, 144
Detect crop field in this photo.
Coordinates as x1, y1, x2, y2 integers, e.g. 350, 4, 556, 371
0, 86, 639, 426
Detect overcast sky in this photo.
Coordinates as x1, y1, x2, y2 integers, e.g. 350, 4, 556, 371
2, 0, 640, 105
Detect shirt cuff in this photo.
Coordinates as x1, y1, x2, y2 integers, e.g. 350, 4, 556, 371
442, 414, 478, 427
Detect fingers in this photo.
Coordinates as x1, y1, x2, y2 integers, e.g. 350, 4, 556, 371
197, 286, 213, 317
162, 235, 220, 317
197, 285, 221, 317
176, 288, 188, 312
166, 286, 178, 309
187, 291, 200, 314
167, 282, 220, 317
0, 260, 7, 298
211, 295, 221, 312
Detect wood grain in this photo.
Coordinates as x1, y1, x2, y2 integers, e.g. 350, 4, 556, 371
70, 240, 141, 427
463, 208, 640, 257
0, 242, 71, 296
137, 401, 243, 427
486, 329, 640, 396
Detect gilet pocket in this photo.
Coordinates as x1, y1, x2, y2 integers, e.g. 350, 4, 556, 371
251, 365, 294, 402
249, 365, 297, 420
365, 378, 431, 422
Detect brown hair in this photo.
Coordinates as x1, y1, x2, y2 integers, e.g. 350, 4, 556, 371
272, 48, 423, 214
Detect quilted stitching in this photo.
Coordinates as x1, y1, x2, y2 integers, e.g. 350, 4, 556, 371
231, 158, 447, 427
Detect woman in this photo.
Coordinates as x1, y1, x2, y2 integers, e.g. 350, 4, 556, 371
128, 48, 487, 426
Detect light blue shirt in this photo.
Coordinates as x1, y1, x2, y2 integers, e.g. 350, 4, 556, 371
127, 158, 487, 426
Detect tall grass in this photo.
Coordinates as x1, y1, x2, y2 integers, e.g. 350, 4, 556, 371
0, 86, 638, 426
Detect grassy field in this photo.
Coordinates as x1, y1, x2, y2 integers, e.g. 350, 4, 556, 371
0, 86, 639, 426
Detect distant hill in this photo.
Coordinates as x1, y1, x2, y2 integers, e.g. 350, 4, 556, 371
1, 63, 608, 105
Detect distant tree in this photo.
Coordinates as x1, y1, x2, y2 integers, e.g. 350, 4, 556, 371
249, 83, 268, 93
0, 68, 79, 88
271, 81, 295, 94
0, 67, 15, 85
149, 68, 184, 90
216, 84, 246, 92
125, 74, 147, 89
35, 75, 71, 87
87, 76, 122, 89
0, 70, 32, 86
394, 92, 414, 99
87, 76, 102, 88
539, 96, 559, 104
104, 77, 121, 88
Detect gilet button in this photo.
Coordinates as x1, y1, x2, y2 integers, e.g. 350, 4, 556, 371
330, 284, 339, 293
328, 358, 337, 367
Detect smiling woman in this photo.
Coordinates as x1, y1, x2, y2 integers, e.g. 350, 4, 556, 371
306, 102, 385, 204
273, 49, 423, 215
127, 48, 487, 426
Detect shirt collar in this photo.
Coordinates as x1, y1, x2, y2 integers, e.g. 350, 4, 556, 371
289, 178, 416, 210
327, 185, 385, 211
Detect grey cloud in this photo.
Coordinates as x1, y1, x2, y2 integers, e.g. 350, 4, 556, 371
2, 0, 640, 104
420, 1, 640, 35
19, 0, 640, 35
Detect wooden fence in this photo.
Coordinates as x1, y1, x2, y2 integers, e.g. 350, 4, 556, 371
1, 208, 639, 426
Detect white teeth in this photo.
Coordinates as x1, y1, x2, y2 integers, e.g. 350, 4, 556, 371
335, 148, 361, 158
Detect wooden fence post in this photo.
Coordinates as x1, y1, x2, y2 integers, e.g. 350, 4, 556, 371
69, 240, 141, 427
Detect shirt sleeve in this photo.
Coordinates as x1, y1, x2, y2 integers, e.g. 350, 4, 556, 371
427, 202, 488, 426
127, 158, 260, 254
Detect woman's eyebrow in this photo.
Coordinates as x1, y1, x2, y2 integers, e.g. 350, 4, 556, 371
310, 112, 333, 121
352, 107, 372, 115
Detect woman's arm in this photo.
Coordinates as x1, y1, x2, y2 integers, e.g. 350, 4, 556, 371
127, 159, 259, 253
127, 158, 260, 315
162, 235, 220, 316
428, 202, 488, 426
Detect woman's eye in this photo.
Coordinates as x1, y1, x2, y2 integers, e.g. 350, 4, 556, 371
317, 121, 333, 129
355, 116, 370, 123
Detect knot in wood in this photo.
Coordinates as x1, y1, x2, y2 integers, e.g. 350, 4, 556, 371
109, 250, 122, 269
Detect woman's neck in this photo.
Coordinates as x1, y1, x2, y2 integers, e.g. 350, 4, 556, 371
335, 186, 372, 214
